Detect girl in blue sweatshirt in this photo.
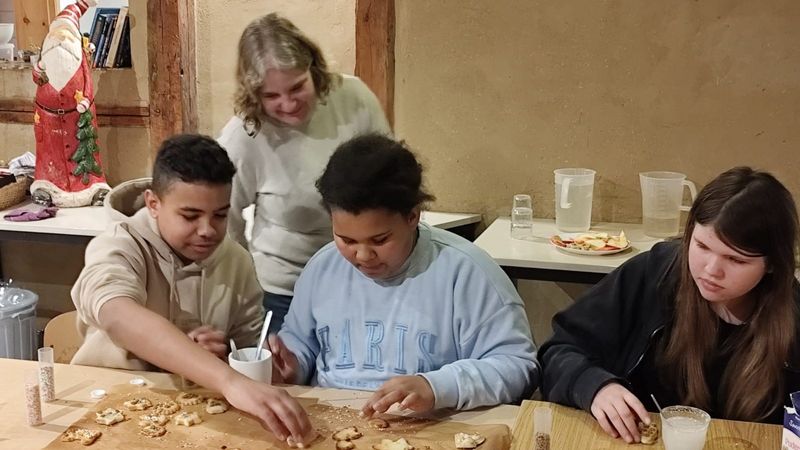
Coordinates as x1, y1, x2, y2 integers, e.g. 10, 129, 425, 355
268, 134, 538, 415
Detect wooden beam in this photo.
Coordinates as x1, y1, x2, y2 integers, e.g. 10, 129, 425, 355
0, 98, 150, 127
13, 0, 53, 52
0, 99, 149, 116
147, 0, 197, 154
355, 0, 395, 126
0, 111, 149, 127
0, 99, 150, 127
178, 0, 197, 133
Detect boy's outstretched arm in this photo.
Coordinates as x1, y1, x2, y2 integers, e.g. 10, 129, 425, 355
98, 297, 314, 445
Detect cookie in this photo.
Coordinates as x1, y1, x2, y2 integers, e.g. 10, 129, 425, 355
138, 413, 168, 427
61, 426, 102, 446
454, 432, 486, 449
176, 392, 204, 406
139, 424, 167, 437
336, 441, 356, 450
368, 418, 390, 429
94, 408, 125, 426
286, 430, 321, 448
638, 422, 659, 445
372, 438, 414, 450
123, 397, 152, 411
332, 426, 363, 441
152, 400, 181, 416
173, 411, 203, 427
205, 398, 229, 415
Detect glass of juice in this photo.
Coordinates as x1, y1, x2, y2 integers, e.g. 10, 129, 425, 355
661, 405, 711, 450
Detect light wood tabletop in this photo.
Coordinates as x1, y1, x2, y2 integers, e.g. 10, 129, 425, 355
510, 400, 781, 450
0, 358, 519, 449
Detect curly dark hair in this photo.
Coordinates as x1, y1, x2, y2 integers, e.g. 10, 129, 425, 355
152, 134, 236, 195
316, 133, 435, 216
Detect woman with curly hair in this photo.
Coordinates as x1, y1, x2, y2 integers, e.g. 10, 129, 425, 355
219, 13, 391, 333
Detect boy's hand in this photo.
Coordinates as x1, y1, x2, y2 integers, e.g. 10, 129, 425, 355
269, 334, 300, 384
187, 325, 227, 359
361, 375, 435, 417
590, 382, 650, 444
222, 375, 314, 445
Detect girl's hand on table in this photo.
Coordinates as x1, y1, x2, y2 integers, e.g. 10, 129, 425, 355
361, 375, 435, 417
590, 383, 651, 443
187, 325, 227, 359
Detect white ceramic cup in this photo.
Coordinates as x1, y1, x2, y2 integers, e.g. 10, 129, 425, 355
228, 346, 272, 384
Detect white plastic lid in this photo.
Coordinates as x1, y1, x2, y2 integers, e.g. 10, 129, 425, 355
0, 288, 38, 319
90, 389, 106, 399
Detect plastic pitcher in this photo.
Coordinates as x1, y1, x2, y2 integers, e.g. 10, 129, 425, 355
640, 171, 697, 238
0, 287, 38, 360
554, 168, 596, 232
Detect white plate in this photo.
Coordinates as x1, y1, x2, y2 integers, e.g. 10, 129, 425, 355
550, 233, 631, 256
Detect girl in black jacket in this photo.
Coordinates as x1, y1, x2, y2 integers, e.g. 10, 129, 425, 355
539, 166, 800, 443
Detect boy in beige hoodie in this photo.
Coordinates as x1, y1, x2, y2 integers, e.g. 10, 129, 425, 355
71, 134, 312, 444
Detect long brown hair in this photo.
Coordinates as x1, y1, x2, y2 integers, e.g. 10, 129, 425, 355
662, 167, 799, 421
233, 13, 341, 135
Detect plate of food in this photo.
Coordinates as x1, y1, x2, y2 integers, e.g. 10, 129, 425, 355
550, 231, 630, 255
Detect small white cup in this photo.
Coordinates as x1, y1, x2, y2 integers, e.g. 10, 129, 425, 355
229, 347, 272, 384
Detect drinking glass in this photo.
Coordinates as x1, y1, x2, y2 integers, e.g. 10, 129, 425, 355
511, 194, 534, 239
661, 405, 710, 450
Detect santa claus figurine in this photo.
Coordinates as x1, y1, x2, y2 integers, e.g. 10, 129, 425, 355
30, 0, 110, 207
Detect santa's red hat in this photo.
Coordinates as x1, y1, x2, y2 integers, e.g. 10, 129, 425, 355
50, 0, 96, 33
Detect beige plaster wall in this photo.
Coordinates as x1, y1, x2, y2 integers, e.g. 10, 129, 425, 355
195, 0, 356, 136
395, 0, 800, 224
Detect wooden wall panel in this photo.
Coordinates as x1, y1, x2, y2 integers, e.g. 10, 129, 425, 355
147, 0, 197, 154
355, 0, 395, 126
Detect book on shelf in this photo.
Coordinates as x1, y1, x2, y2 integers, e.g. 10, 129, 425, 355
88, 7, 132, 69
87, 14, 106, 53
96, 15, 116, 67
113, 16, 132, 68
104, 7, 129, 68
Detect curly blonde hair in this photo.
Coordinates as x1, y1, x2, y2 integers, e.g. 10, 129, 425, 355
233, 13, 341, 135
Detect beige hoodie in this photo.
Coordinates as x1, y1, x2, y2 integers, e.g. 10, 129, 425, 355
71, 178, 264, 370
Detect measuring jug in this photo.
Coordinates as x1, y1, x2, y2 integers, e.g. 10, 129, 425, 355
640, 171, 697, 238
554, 168, 596, 232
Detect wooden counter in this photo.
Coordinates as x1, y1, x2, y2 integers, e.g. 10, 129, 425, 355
510, 400, 780, 449
0, 358, 519, 449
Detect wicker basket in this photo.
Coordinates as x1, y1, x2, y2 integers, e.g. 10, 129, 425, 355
0, 176, 32, 210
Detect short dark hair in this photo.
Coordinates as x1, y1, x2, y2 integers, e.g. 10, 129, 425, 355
316, 134, 435, 215
151, 134, 236, 195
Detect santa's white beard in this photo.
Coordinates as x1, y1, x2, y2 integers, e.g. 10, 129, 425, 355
41, 33, 82, 92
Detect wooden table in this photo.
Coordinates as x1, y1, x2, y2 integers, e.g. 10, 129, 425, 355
474, 217, 663, 283
510, 400, 781, 449
0, 358, 519, 449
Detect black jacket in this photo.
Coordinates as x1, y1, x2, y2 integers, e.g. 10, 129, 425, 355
538, 240, 800, 423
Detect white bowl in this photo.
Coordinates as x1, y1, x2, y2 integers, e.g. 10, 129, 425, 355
0, 24, 13, 45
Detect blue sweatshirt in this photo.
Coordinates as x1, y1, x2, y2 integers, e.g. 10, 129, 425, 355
279, 223, 539, 410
